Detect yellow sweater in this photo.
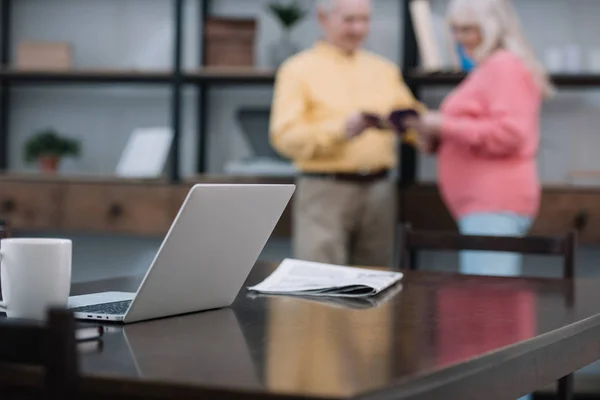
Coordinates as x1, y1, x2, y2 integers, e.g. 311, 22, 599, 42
270, 41, 422, 173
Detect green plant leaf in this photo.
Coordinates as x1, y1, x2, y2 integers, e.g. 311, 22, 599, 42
267, 1, 307, 30
23, 128, 81, 163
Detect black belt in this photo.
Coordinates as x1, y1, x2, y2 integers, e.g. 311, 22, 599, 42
301, 169, 390, 183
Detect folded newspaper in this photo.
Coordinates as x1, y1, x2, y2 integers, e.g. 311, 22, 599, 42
248, 259, 403, 298
248, 283, 403, 309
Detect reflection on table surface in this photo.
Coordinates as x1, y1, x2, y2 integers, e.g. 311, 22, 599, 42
82, 308, 261, 389
435, 284, 535, 368
71, 264, 593, 399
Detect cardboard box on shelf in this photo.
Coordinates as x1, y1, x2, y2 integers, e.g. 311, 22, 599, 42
16, 41, 72, 71
204, 18, 256, 67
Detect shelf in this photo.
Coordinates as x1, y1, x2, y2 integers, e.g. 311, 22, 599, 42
185, 67, 276, 85
2, 172, 599, 192
407, 70, 600, 87
0, 68, 173, 84
0, 68, 276, 85
551, 74, 600, 87
406, 71, 467, 86
0, 172, 294, 185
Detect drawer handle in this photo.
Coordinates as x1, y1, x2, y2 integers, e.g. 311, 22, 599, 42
108, 204, 123, 219
1, 199, 15, 213
573, 210, 589, 231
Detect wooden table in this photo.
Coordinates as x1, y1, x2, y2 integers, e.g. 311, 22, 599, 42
4, 262, 600, 399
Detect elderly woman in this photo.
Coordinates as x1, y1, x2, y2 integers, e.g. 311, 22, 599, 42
407, 0, 553, 278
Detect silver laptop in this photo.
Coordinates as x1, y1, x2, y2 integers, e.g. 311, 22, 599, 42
67, 184, 295, 324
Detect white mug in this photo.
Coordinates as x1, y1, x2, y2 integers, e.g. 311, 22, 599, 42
0, 238, 72, 320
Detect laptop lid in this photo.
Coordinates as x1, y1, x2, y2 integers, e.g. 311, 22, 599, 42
123, 184, 295, 323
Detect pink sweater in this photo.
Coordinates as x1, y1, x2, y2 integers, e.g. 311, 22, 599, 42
437, 50, 542, 220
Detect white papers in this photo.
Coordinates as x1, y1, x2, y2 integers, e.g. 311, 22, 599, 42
410, 0, 458, 71
410, 0, 442, 71
116, 127, 173, 178
249, 283, 403, 309
247, 259, 403, 298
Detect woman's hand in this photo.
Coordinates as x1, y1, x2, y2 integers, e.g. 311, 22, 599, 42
405, 111, 443, 134
422, 111, 443, 133
405, 111, 443, 153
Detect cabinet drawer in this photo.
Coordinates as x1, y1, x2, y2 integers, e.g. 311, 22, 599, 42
170, 185, 192, 221
0, 181, 62, 230
62, 184, 172, 235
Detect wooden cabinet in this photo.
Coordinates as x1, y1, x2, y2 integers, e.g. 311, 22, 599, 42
5, 176, 600, 241
0, 181, 62, 230
0, 175, 295, 237
170, 185, 192, 221
62, 183, 173, 235
403, 183, 600, 244
531, 188, 600, 244
3, 176, 600, 242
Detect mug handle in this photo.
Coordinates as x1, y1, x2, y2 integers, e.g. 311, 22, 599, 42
0, 251, 6, 310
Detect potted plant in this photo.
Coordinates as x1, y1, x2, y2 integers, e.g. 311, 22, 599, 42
266, 1, 307, 68
23, 128, 80, 173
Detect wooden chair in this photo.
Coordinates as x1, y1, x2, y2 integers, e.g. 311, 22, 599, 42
398, 223, 578, 400
398, 223, 577, 279
0, 308, 79, 400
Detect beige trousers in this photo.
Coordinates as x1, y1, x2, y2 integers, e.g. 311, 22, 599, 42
293, 177, 397, 267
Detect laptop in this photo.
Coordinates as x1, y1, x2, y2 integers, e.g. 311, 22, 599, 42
67, 183, 295, 324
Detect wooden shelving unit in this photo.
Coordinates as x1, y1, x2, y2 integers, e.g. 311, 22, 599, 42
0, 0, 280, 180
0, 68, 174, 84
0, 68, 276, 85
185, 68, 276, 85
2, 0, 600, 185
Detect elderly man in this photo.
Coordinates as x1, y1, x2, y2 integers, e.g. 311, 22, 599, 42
270, 0, 421, 267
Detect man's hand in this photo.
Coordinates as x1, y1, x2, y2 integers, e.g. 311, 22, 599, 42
344, 112, 370, 139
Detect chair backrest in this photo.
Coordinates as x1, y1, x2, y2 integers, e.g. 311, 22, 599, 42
0, 308, 79, 399
399, 224, 578, 279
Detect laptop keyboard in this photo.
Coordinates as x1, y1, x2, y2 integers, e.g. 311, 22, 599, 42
72, 300, 132, 316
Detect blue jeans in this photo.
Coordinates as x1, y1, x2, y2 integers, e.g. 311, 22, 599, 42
458, 212, 533, 400
458, 212, 533, 276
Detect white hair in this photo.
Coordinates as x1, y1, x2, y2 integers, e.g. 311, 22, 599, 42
447, 0, 554, 98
